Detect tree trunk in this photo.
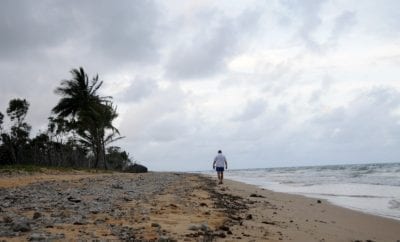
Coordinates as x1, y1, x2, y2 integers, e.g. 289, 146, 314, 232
6, 139, 17, 165
102, 138, 107, 170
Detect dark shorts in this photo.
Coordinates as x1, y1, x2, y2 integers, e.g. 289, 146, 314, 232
216, 167, 224, 172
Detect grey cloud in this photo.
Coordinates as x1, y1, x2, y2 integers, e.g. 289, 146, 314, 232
145, 116, 191, 142
0, 0, 163, 133
115, 86, 400, 170
280, 1, 357, 52
118, 83, 189, 143
281, 0, 327, 50
86, 0, 161, 63
232, 99, 267, 122
118, 76, 158, 102
305, 87, 400, 161
223, 86, 400, 166
0, 0, 79, 60
327, 11, 357, 47
165, 8, 261, 80
331, 11, 357, 39
0, 0, 161, 63
0, 63, 73, 134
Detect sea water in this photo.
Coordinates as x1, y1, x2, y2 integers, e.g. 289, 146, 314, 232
201, 163, 400, 221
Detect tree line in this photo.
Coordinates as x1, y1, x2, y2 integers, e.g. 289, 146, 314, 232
0, 67, 132, 170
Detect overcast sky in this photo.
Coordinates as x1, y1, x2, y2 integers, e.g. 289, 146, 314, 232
1, 0, 400, 171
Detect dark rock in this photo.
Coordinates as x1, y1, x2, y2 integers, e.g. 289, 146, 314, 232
67, 196, 81, 203
12, 220, 31, 232
317, 200, 322, 204
199, 202, 208, 207
89, 208, 100, 214
112, 184, 123, 189
123, 163, 148, 173
262, 221, 276, 225
3, 216, 13, 223
215, 231, 226, 238
73, 220, 86, 225
246, 214, 253, 220
249, 193, 265, 198
151, 223, 160, 228
219, 225, 230, 231
32, 212, 42, 220
230, 216, 242, 221
94, 219, 106, 225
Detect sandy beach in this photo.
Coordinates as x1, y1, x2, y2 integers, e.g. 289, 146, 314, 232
0, 171, 399, 241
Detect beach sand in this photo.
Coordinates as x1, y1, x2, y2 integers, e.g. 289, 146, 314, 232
0, 171, 399, 241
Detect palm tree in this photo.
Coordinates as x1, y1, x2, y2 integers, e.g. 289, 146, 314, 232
52, 67, 121, 168
77, 101, 123, 169
52, 67, 106, 119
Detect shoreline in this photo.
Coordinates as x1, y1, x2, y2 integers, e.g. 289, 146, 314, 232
0, 171, 399, 241
218, 178, 400, 241
221, 176, 400, 223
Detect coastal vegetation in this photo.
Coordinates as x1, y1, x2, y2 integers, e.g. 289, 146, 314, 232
0, 67, 137, 171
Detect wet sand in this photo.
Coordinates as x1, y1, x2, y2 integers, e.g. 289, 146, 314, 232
0, 172, 399, 241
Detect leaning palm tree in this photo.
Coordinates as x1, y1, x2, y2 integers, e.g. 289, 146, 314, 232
52, 67, 106, 119
52, 67, 121, 168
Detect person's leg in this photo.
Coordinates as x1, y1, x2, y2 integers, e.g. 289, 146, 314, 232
217, 171, 221, 181
220, 171, 224, 184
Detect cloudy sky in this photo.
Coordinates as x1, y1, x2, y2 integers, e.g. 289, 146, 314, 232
1, 0, 400, 171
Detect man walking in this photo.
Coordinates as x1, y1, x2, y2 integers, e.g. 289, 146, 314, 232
213, 150, 228, 184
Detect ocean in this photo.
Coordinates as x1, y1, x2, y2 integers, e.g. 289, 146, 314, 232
201, 162, 400, 221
